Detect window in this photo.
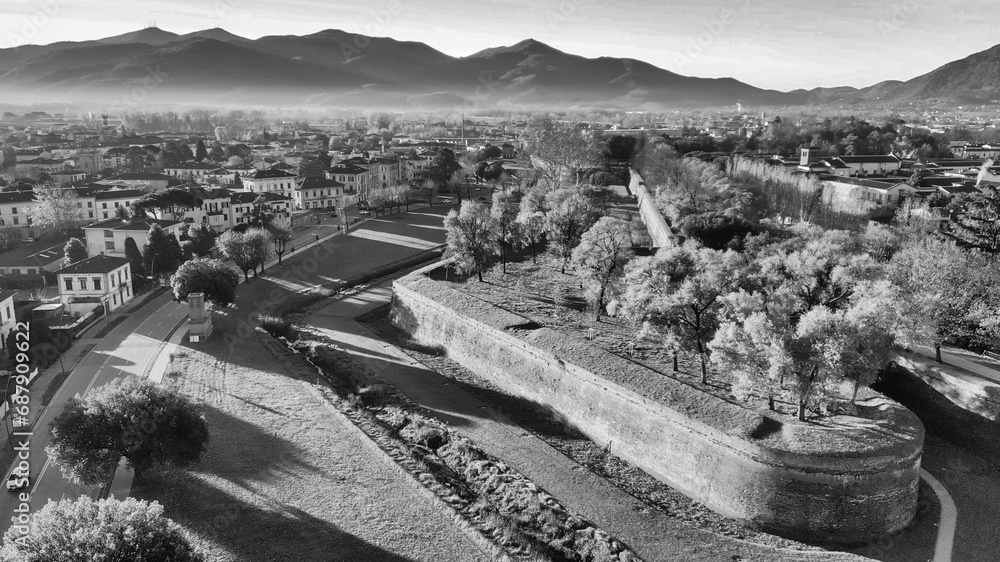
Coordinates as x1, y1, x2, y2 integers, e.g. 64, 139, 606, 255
93, 278, 102, 291
102, 203, 107, 209
3, 306, 8, 321
64, 278, 73, 291
102, 212, 108, 219
12, 218, 17, 226
114, 202, 120, 208
105, 241, 115, 251
113, 294, 118, 306
77, 203, 82, 209
88, 202, 93, 208
88, 212, 94, 218
118, 271, 123, 285
79, 278, 87, 290
11, 208, 16, 215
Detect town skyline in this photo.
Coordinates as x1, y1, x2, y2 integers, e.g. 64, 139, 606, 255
3, 0, 1000, 91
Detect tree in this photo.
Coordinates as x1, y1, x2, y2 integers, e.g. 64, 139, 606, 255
208, 145, 225, 162
444, 201, 498, 282
124, 237, 145, 278
216, 228, 271, 281
47, 376, 209, 485
172, 258, 240, 307
133, 188, 196, 220
168, 234, 185, 266
187, 223, 217, 257
143, 224, 179, 282
159, 140, 194, 167
63, 238, 87, 267
544, 188, 599, 273
267, 216, 293, 264
572, 218, 634, 319
0, 497, 204, 562
247, 195, 273, 229
524, 118, 599, 190
476, 145, 503, 162
195, 139, 208, 162
430, 148, 462, 189
516, 193, 547, 264
27, 185, 84, 235
622, 244, 744, 384
491, 191, 520, 274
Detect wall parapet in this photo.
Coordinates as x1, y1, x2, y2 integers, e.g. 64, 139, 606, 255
629, 168, 674, 248
390, 262, 925, 544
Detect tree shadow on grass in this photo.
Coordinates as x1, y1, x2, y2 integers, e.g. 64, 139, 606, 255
191, 403, 323, 489
134, 467, 421, 562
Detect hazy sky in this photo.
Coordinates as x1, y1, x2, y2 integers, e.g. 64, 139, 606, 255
2, 0, 998, 91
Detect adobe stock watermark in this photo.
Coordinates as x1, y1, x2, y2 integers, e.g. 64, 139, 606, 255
451, 72, 503, 115
8, 322, 36, 548
544, 0, 593, 29
211, 0, 244, 19
5, 0, 74, 49
672, 0, 753, 73
878, 0, 925, 40
109, 64, 170, 115
340, 0, 403, 61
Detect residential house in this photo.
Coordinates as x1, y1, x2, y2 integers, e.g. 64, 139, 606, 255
55, 255, 134, 315
294, 177, 345, 210
229, 191, 292, 227
954, 144, 1000, 159
326, 163, 369, 200
799, 147, 901, 177
83, 218, 183, 258
0, 291, 16, 352
97, 172, 171, 191
0, 236, 71, 275
241, 168, 298, 198
368, 157, 402, 188
49, 169, 88, 184
163, 162, 219, 179
0, 191, 39, 241
16, 157, 69, 175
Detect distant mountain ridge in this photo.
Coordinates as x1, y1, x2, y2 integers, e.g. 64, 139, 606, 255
0, 26, 995, 110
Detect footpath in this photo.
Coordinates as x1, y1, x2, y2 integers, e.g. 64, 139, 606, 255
301, 280, 870, 562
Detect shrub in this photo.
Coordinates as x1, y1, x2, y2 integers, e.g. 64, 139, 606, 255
259, 315, 296, 340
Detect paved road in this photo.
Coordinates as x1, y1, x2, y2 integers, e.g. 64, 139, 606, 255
0, 293, 186, 528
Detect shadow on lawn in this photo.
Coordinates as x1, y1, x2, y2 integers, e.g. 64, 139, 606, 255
194, 403, 322, 487
135, 467, 420, 562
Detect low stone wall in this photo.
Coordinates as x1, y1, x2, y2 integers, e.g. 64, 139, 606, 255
390, 263, 925, 544
630, 169, 673, 248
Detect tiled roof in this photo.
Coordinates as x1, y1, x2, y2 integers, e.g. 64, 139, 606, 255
55, 255, 130, 275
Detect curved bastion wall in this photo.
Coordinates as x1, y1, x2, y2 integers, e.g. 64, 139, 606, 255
389, 263, 925, 544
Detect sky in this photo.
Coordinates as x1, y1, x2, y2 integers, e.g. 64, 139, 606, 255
1, 0, 998, 91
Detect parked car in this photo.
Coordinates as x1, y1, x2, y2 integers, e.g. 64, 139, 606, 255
359, 208, 370, 216
6, 470, 28, 492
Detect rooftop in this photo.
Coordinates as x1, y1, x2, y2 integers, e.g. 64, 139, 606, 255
55, 254, 130, 275
84, 218, 182, 231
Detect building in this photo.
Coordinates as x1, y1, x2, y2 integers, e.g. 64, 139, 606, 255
163, 162, 219, 179
294, 177, 345, 210
49, 169, 88, 184
16, 157, 69, 175
229, 191, 292, 227
88, 189, 146, 221
83, 218, 183, 258
97, 172, 171, 191
0, 291, 16, 352
55, 255, 133, 316
954, 144, 1000, 159
326, 163, 369, 199
0, 236, 70, 275
798, 147, 901, 177
368, 157, 402, 188
0, 191, 40, 241
240, 168, 299, 198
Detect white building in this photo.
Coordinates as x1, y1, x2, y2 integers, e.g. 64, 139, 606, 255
83, 218, 183, 258
0, 291, 16, 353
241, 168, 299, 198
229, 192, 292, 227
55, 255, 134, 316
294, 177, 345, 210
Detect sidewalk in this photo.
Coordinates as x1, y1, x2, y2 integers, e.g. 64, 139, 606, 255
301, 281, 868, 562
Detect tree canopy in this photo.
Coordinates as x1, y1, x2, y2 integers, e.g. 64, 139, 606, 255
172, 258, 240, 307
572, 217, 634, 319
47, 376, 209, 485
444, 201, 497, 282
63, 238, 87, 267
0, 496, 203, 562
27, 185, 84, 235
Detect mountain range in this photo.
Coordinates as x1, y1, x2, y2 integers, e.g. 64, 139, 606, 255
0, 27, 998, 111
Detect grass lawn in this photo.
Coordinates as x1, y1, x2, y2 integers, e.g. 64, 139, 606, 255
131, 309, 489, 562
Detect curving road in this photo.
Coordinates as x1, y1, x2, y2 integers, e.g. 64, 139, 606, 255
0, 293, 187, 529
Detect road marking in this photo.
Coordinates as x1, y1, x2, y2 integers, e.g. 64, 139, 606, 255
920, 468, 956, 562
29, 459, 51, 496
